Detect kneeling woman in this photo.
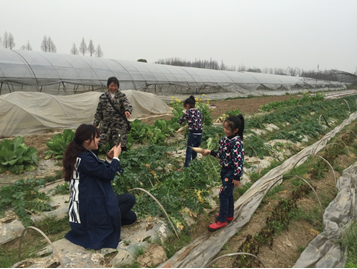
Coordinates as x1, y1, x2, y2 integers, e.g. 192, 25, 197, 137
62, 124, 136, 250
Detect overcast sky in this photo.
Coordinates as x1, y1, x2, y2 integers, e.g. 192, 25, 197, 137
1, 0, 356, 73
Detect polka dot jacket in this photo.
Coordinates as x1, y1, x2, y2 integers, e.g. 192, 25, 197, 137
210, 135, 244, 179
178, 108, 203, 133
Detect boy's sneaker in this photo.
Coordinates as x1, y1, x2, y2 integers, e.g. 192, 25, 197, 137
208, 221, 227, 231
216, 213, 234, 223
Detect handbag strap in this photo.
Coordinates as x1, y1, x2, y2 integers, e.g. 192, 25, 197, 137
106, 94, 124, 116
106, 94, 130, 124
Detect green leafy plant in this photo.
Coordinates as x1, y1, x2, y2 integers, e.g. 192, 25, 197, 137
244, 134, 270, 159
0, 136, 39, 174
45, 129, 75, 159
291, 119, 324, 139
200, 125, 224, 150
53, 182, 69, 195
196, 99, 213, 126
270, 130, 303, 142
0, 178, 52, 226
129, 119, 149, 142
112, 144, 220, 227
145, 119, 175, 145
225, 108, 242, 116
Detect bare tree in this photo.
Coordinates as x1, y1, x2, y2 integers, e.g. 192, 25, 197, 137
220, 60, 226, 70
20, 40, 32, 50
2, 32, 8, 48
3, 32, 15, 49
96, 44, 103, 57
79, 37, 87, 56
156, 57, 223, 70
247, 67, 262, 73
8, 33, 15, 49
41, 36, 56, 52
70, 43, 79, 55
287, 66, 300, 76
274, 67, 287, 75
41, 36, 49, 52
88, 40, 95, 56
237, 64, 246, 72
47, 37, 56, 52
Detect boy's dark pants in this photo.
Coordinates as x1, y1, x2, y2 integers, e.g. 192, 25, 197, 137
184, 133, 202, 167
217, 168, 235, 223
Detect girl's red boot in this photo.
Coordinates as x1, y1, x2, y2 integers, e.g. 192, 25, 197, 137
215, 213, 234, 223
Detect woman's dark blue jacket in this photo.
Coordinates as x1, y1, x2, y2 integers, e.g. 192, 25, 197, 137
65, 151, 121, 249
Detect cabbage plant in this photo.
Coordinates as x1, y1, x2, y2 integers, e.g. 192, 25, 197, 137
0, 136, 39, 174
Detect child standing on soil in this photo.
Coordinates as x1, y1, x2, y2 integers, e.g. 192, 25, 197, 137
202, 115, 244, 231
178, 95, 203, 167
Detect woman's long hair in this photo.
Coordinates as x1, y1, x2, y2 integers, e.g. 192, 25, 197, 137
62, 124, 99, 182
225, 114, 245, 141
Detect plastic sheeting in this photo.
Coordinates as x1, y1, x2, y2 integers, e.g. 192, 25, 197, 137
159, 111, 357, 268
293, 162, 357, 267
0, 49, 347, 95
0, 90, 172, 138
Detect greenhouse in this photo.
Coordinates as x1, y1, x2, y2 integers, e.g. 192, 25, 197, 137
0, 48, 348, 96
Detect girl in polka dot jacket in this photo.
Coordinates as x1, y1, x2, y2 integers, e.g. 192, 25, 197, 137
202, 114, 244, 231
178, 95, 203, 167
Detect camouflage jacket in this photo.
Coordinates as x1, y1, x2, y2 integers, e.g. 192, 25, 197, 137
93, 91, 133, 128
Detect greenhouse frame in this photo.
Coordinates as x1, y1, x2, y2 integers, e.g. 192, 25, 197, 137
0, 48, 349, 96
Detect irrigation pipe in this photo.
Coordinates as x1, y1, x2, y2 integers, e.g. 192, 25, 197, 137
343, 99, 351, 113
327, 141, 352, 158
18, 226, 64, 268
319, 114, 331, 128
262, 175, 323, 214
205, 252, 266, 268
129, 187, 179, 238
350, 130, 357, 139
291, 153, 337, 186
287, 175, 323, 213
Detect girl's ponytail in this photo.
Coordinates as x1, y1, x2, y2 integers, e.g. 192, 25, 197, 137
184, 95, 196, 108
237, 114, 244, 141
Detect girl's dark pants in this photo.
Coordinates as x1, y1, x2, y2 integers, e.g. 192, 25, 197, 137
184, 133, 202, 167
117, 193, 137, 225
217, 168, 235, 223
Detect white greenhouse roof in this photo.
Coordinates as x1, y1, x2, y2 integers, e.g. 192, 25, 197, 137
0, 48, 347, 95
